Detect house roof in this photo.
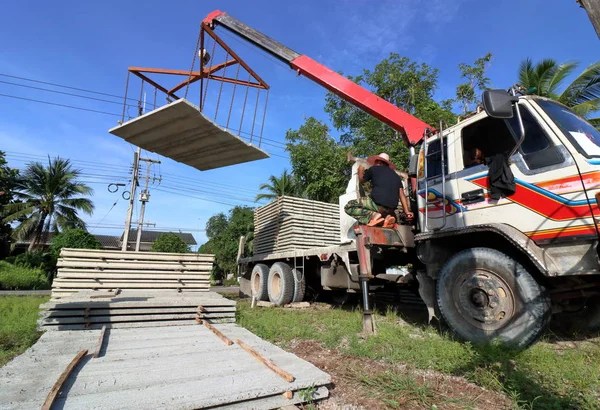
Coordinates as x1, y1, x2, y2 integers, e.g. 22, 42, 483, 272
93, 235, 121, 249
123, 230, 197, 245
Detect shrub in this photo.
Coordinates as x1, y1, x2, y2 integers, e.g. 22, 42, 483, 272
0, 261, 50, 290
150, 233, 190, 253
50, 229, 100, 256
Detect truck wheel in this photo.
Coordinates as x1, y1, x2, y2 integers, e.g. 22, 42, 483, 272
268, 262, 295, 306
436, 247, 551, 349
291, 268, 306, 302
251, 264, 269, 301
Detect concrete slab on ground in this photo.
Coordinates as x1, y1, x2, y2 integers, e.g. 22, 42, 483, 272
0, 324, 330, 409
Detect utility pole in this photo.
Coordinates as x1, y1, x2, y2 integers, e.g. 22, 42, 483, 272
135, 157, 161, 252
578, 0, 600, 39
121, 148, 141, 251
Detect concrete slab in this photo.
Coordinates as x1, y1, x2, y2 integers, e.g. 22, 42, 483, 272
0, 325, 330, 410
108, 99, 269, 171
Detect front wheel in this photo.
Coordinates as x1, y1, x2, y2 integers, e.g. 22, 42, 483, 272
436, 247, 551, 349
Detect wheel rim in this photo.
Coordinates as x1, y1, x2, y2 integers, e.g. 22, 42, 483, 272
252, 272, 261, 295
272, 272, 281, 298
452, 269, 515, 331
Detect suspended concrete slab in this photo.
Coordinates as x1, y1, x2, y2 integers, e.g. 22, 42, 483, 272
108, 99, 269, 171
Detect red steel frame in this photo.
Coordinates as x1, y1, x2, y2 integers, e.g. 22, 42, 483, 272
127, 24, 269, 103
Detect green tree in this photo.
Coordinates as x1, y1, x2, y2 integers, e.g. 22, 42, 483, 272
200, 206, 253, 280
323, 53, 453, 170
455, 52, 493, 115
518, 58, 600, 125
150, 232, 190, 253
0, 152, 19, 258
50, 228, 101, 255
285, 118, 348, 203
255, 170, 300, 202
3, 157, 94, 250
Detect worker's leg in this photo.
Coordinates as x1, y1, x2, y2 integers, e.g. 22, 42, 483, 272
344, 197, 380, 225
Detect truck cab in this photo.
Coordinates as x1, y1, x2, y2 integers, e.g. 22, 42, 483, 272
414, 91, 600, 347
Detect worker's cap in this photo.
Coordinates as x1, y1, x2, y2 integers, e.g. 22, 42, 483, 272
367, 152, 396, 169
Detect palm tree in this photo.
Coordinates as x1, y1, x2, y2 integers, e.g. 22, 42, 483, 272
3, 157, 94, 250
255, 170, 301, 202
518, 58, 600, 125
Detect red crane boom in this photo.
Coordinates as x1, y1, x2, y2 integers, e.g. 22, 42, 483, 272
202, 10, 432, 146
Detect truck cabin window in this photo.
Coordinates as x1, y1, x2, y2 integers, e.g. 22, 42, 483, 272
537, 99, 600, 158
462, 104, 560, 170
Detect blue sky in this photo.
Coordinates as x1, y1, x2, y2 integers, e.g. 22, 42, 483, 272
1, 0, 598, 247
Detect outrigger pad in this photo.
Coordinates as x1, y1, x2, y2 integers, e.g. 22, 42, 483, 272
108, 99, 269, 171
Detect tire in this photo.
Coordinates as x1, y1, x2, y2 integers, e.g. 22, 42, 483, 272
250, 264, 269, 301
291, 268, 306, 302
436, 247, 551, 349
268, 262, 295, 306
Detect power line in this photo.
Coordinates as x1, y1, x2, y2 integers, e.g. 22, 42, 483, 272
0, 72, 137, 101
153, 187, 248, 207
89, 199, 119, 234
0, 79, 142, 108
5, 152, 132, 172
0, 93, 121, 117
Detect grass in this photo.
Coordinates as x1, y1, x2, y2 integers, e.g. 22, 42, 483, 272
0, 295, 49, 367
0, 261, 50, 290
237, 301, 600, 410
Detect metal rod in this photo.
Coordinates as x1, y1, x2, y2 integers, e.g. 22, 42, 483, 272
120, 71, 130, 123
250, 89, 260, 143
239, 72, 251, 136
153, 88, 157, 110
226, 63, 241, 128
259, 89, 269, 147
423, 131, 430, 231
214, 51, 229, 121
201, 38, 218, 112
438, 121, 447, 230
138, 79, 144, 117
199, 28, 205, 110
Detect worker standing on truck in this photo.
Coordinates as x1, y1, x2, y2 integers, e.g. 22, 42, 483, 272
344, 152, 414, 227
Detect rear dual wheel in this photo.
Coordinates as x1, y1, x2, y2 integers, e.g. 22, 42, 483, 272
436, 247, 551, 349
251, 262, 306, 305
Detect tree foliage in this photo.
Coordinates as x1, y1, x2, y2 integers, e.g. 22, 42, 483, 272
285, 118, 348, 203
455, 52, 492, 114
255, 170, 302, 202
150, 232, 190, 253
518, 58, 600, 125
3, 157, 94, 250
199, 206, 253, 280
51, 228, 101, 256
323, 53, 454, 170
0, 151, 19, 259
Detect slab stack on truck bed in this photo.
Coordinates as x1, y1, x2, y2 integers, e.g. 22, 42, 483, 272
253, 196, 340, 255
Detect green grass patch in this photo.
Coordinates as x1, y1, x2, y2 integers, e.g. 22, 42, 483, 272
0, 295, 49, 366
0, 261, 50, 290
237, 301, 600, 410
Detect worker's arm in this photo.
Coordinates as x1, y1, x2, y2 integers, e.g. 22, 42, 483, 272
399, 188, 414, 221
359, 166, 371, 184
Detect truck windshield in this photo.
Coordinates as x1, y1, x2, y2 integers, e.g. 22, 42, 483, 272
536, 99, 600, 157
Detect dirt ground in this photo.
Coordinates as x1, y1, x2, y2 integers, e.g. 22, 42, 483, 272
288, 340, 513, 410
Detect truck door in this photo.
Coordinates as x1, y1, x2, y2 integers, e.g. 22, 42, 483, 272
417, 132, 463, 231
455, 99, 599, 247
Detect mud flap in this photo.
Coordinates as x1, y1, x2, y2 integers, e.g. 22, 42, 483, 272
416, 271, 437, 323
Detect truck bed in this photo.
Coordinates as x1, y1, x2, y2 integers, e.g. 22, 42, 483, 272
239, 242, 357, 264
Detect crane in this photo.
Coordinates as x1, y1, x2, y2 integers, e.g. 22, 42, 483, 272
202, 10, 433, 147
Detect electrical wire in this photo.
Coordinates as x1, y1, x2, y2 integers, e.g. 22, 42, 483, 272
0, 72, 138, 101
0, 93, 121, 116
89, 199, 119, 233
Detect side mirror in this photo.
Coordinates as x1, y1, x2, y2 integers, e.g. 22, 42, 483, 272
482, 90, 518, 119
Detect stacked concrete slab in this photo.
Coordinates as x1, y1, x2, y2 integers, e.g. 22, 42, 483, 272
0, 324, 331, 409
253, 196, 340, 255
52, 248, 214, 299
38, 291, 236, 330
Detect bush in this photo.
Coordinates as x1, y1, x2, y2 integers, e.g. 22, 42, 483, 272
0, 261, 50, 290
51, 229, 100, 256
150, 233, 190, 253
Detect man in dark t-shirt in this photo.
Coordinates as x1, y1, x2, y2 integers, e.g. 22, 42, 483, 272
344, 152, 414, 227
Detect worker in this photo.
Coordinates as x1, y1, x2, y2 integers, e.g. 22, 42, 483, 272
345, 152, 414, 227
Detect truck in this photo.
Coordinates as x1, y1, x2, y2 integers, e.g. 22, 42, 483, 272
201, 10, 600, 348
